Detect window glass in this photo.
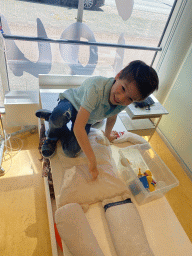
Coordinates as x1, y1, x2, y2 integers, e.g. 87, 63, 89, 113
0, 0, 175, 106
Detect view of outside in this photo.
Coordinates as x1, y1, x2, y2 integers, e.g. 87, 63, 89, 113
0, 0, 175, 106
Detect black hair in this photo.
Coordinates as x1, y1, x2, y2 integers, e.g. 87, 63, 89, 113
119, 60, 159, 100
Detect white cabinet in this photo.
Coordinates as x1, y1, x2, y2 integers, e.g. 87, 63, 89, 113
4, 90, 40, 127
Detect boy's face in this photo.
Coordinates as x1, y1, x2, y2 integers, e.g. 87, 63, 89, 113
109, 72, 143, 106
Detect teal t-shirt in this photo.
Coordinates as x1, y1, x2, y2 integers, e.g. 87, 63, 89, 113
59, 76, 126, 124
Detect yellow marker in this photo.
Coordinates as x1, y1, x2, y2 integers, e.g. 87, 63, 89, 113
147, 176, 156, 192
145, 169, 152, 176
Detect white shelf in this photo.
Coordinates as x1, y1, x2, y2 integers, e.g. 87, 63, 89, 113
118, 112, 155, 136
125, 95, 168, 120
4, 90, 40, 126
4, 91, 39, 104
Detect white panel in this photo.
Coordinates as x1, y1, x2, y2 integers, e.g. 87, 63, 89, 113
39, 74, 91, 89
0, 34, 9, 107
159, 44, 192, 172
153, 0, 192, 104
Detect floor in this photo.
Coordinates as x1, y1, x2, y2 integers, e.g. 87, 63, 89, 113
0, 128, 52, 256
149, 131, 192, 243
0, 128, 191, 256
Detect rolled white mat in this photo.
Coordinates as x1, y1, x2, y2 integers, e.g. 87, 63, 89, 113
104, 199, 154, 256
55, 203, 105, 256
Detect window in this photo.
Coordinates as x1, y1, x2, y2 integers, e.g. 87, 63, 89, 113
0, 0, 175, 107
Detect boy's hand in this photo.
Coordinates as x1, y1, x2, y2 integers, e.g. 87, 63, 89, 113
106, 130, 119, 142
89, 161, 99, 181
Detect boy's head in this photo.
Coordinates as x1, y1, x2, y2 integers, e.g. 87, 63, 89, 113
109, 60, 159, 106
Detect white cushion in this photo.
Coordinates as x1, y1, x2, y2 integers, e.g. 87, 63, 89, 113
105, 202, 154, 256
55, 203, 105, 256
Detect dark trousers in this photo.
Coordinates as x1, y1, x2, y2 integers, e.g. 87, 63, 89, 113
48, 98, 91, 157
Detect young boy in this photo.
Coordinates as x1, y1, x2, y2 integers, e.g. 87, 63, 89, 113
36, 60, 159, 180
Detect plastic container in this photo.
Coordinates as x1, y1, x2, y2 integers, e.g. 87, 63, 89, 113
117, 143, 179, 205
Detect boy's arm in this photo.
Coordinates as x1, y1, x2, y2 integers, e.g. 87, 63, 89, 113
104, 114, 118, 142
73, 106, 99, 181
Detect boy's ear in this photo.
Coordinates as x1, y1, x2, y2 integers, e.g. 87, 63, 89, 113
115, 71, 122, 80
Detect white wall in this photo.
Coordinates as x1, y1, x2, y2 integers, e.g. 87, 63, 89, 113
152, 0, 192, 175
158, 42, 192, 173
0, 34, 9, 109
153, 0, 192, 104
